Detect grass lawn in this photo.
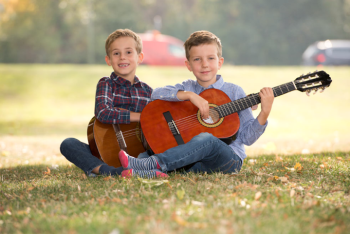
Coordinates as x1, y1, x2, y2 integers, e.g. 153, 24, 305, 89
0, 64, 350, 233
1, 153, 349, 233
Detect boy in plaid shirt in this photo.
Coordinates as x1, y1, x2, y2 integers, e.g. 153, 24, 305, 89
60, 29, 168, 178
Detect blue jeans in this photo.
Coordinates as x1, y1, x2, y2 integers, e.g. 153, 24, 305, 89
60, 138, 123, 176
153, 133, 242, 174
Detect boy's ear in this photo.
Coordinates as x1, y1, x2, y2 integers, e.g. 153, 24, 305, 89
105, 55, 111, 66
138, 52, 144, 64
185, 60, 192, 72
218, 57, 224, 69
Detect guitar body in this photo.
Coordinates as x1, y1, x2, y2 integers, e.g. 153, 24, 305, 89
140, 89, 240, 154
87, 117, 145, 167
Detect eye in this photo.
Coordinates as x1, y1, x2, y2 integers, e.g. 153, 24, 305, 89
127, 51, 132, 54
194, 58, 200, 61
114, 52, 119, 55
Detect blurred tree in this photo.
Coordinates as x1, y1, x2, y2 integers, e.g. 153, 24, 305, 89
0, 0, 349, 65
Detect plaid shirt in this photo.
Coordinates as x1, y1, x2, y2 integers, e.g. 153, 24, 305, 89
95, 72, 152, 124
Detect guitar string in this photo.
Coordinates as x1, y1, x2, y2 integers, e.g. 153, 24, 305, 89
169, 83, 294, 131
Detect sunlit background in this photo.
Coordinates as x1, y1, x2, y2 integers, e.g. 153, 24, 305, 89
0, 0, 349, 167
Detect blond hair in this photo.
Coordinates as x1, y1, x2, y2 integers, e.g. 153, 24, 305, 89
105, 29, 142, 56
184, 31, 222, 60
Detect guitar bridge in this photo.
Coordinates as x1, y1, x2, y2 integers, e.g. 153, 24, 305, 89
163, 111, 185, 146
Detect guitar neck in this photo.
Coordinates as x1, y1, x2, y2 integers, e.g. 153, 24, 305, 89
215, 81, 296, 117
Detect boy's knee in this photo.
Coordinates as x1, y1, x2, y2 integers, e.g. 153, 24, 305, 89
60, 138, 78, 154
194, 132, 215, 142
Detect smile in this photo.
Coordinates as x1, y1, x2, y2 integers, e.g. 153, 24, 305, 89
118, 64, 129, 67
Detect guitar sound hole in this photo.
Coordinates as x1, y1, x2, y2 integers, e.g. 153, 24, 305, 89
202, 109, 220, 124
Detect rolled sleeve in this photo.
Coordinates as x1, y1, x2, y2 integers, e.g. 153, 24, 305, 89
252, 118, 268, 134
151, 84, 185, 101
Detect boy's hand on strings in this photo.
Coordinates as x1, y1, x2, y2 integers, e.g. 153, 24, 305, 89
189, 94, 210, 120
257, 87, 274, 125
259, 87, 274, 114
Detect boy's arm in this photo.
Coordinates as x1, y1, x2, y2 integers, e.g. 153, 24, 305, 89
232, 86, 273, 147
95, 78, 135, 124
176, 91, 210, 120
152, 80, 210, 119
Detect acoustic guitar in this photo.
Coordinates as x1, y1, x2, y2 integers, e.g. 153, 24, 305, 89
140, 70, 332, 154
87, 116, 147, 167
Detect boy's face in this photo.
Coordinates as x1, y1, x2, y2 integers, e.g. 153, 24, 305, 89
185, 43, 224, 88
105, 37, 144, 82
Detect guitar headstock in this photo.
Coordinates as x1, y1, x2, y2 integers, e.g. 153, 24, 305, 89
294, 70, 332, 96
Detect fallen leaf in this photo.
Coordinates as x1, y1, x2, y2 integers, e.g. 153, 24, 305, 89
279, 177, 288, 183
191, 200, 205, 206
103, 176, 111, 181
275, 155, 283, 162
336, 157, 343, 161
255, 191, 262, 200
27, 187, 35, 191
290, 189, 295, 197
176, 189, 185, 200
294, 162, 302, 171
138, 178, 169, 186
112, 198, 122, 203
248, 159, 257, 165
285, 167, 295, 172
172, 213, 188, 226
43, 167, 51, 175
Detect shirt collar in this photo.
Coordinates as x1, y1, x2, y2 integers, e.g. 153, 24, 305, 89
110, 72, 141, 87
195, 74, 224, 92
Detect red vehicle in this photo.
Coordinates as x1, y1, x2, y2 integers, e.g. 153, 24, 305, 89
138, 31, 186, 66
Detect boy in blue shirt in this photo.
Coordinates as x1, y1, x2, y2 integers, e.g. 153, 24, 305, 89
119, 30, 274, 177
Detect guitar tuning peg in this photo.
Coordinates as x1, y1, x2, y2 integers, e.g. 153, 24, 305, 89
320, 87, 326, 93
313, 88, 318, 94
306, 90, 311, 96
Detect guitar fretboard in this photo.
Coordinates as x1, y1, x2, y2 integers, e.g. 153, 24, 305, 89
215, 82, 296, 118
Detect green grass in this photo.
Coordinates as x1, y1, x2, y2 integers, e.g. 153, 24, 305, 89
1, 64, 350, 233
1, 152, 349, 233
0, 64, 349, 154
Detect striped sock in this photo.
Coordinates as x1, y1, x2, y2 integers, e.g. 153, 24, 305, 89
121, 169, 168, 179
119, 150, 160, 170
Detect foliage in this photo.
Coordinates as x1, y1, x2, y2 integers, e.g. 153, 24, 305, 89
1, 152, 350, 233
0, 0, 350, 65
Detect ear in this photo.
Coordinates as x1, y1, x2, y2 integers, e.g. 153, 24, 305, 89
218, 57, 224, 70
105, 55, 111, 66
137, 52, 144, 64
185, 60, 192, 72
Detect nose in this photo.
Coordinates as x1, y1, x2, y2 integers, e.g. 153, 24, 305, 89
120, 52, 126, 60
202, 59, 209, 67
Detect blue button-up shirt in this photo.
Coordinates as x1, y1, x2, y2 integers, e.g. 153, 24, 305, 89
151, 75, 267, 161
